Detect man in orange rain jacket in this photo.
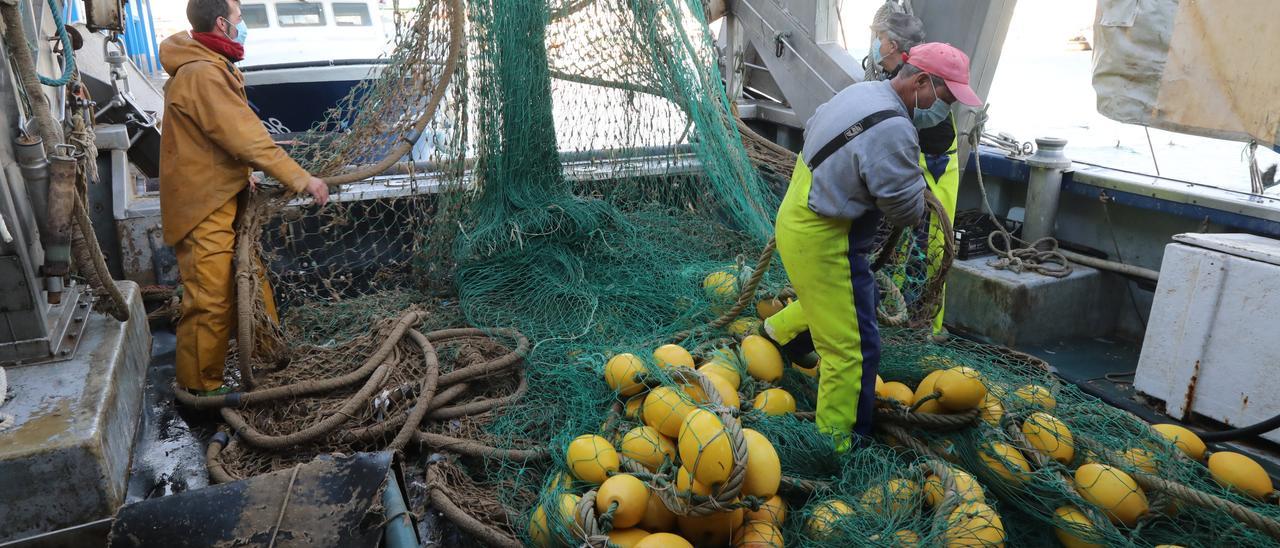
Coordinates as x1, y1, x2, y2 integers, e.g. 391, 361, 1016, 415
159, 0, 330, 395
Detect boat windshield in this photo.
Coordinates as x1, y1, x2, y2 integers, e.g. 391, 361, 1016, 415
277, 2, 326, 27
242, 4, 269, 29
333, 3, 373, 27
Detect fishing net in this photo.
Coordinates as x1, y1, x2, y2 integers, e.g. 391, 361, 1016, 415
180, 0, 1280, 546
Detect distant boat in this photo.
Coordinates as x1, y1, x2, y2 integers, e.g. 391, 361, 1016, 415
1066, 26, 1092, 51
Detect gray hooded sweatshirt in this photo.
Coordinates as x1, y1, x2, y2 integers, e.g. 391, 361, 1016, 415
801, 80, 926, 227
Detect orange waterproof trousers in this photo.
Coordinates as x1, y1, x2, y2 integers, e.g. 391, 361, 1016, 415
174, 195, 277, 391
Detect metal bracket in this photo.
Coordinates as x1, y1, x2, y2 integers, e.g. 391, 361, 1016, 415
0, 283, 91, 367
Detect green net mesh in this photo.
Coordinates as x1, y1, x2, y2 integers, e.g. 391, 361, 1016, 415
212, 0, 1280, 546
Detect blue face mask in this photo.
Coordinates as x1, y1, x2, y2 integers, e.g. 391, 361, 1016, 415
222, 17, 249, 45
870, 37, 884, 65
913, 96, 950, 128
913, 79, 951, 128
233, 20, 249, 45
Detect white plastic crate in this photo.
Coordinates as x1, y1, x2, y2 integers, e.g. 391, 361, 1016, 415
1135, 233, 1280, 444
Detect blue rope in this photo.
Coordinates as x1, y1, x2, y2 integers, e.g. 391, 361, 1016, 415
38, 0, 76, 87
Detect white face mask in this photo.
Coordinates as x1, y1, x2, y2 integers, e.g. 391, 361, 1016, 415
913, 78, 950, 128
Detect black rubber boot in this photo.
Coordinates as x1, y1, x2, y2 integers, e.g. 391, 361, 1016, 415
756, 324, 820, 369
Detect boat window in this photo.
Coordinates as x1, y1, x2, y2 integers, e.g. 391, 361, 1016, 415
276, 2, 326, 27
333, 3, 372, 26
241, 4, 269, 29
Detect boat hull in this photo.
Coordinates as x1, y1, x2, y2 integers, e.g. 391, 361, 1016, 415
241, 62, 383, 136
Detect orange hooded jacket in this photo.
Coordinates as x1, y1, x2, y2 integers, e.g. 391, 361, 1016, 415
157, 32, 310, 246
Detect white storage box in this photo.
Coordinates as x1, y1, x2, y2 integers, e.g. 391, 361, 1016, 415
1134, 233, 1280, 444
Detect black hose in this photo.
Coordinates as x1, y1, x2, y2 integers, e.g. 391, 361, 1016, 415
1196, 414, 1280, 443
1066, 372, 1280, 443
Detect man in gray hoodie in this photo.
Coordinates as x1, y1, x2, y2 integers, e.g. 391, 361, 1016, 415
761, 43, 983, 449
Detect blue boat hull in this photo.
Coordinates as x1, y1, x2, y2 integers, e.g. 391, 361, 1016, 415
243, 79, 367, 136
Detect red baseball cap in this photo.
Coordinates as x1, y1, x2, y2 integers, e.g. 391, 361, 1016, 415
905, 42, 983, 106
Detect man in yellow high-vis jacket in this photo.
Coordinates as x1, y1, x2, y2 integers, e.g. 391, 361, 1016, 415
761, 44, 982, 448
873, 11, 960, 337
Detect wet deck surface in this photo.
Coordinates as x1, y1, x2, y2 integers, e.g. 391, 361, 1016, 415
124, 327, 462, 545
124, 329, 214, 503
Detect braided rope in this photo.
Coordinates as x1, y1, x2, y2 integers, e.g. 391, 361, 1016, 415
879, 423, 940, 459
623, 369, 752, 517
709, 238, 776, 330
1004, 422, 1115, 535
794, 401, 979, 431
923, 460, 964, 540
573, 489, 613, 547
690, 337, 740, 364
882, 406, 979, 430
914, 190, 957, 327
779, 475, 829, 495
1066, 433, 1280, 540
649, 369, 751, 517
1134, 473, 1280, 540
876, 271, 910, 326
668, 238, 776, 346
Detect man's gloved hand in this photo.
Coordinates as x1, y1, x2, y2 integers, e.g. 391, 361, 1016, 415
306, 176, 330, 206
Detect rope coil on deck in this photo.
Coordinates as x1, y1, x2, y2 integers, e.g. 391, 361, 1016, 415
193, 308, 545, 486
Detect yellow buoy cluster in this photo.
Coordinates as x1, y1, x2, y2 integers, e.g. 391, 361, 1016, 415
806, 466, 1006, 546
962, 376, 1277, 544
546, 269, 1280, 547
875, 363, 997, 416
534, 339, 799, 547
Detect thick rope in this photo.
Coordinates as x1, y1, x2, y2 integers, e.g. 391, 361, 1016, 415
389, 329, 439, 450
875, 271, 909, 326
1131, 473, 1280, 541
176, 309, 424, 409
654, 369, 751, 516
205, 431, 238, 484
624, 369, 752, 517
707, 237, 776, 331
189, 311, 546, 480
426, 461, 523, 548
779, 475, 829, 495
1070, 433, 1280, 541
666, 237, 776, 346
320, 0, 465, 186
965, 106, 1072, 279
1004, 422, 1115, 536
219, 351, 402, 449
923, 460, 965, 540
794, 400, 978, 431
878, 422, 942, 459
573, 489, 614, 547
68, 99, 130, 321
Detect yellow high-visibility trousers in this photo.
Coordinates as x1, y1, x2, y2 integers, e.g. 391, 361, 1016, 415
920, 145, 959, 335
174, 194, 278, 391
764, 157, 881, 446
774, 148, 962, 338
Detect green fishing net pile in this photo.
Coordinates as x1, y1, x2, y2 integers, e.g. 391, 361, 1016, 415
250, 0, 1280, 546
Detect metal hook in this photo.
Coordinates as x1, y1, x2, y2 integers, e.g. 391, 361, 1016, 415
773, 32, 790, 58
